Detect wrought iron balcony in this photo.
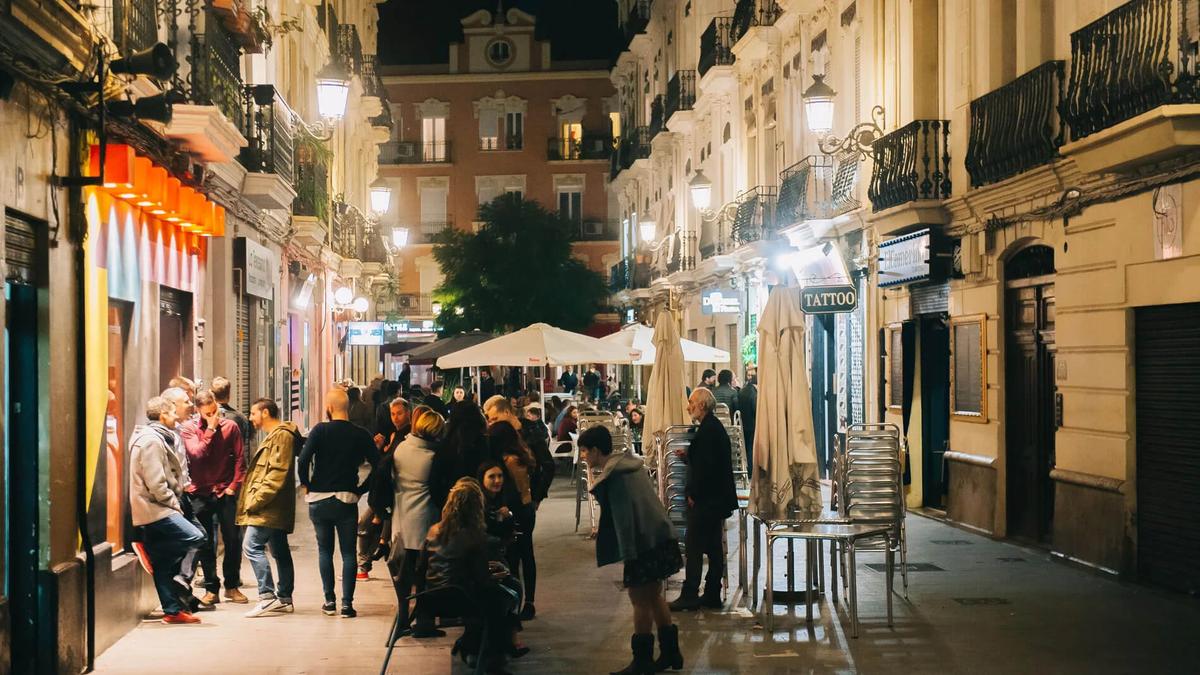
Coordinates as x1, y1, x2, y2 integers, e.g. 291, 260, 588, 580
868, 120, 951, 212
362, 229, 390, 265
361, 55, 380, 97
1062, 0, 1200, 141
384, 293, 436, 316
665, 71, 696, 120
239, 85, 295, 183
547, 135, 613, 161
415, 221, 451, 244
480, 135, 523, 151
191, 13, 245, 130
332, 206, 366, 261
609, 256, 651, 293
337, 23, 363, 76
293, 139, 331, 224
113, 0, 158, 56
966, 61, 1066, 187
699, 17, 736, 77
650, 230, 696, 280
611, 128, 652, 178
379, 140, 452, 164
649, 95, 665, 138
777, 154, 861, 225
729, 185, 779, 247
731, 0, 783, 44
624, 0, 652, 49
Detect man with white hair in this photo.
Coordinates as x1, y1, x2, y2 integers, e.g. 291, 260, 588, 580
669, 388, 738, 612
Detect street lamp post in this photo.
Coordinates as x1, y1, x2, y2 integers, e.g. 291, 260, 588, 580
801, 73, 886, 160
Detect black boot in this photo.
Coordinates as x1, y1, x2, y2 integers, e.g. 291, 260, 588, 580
653, 624, 683, 672
668, 593, 701, 612
611, 633, 655, 675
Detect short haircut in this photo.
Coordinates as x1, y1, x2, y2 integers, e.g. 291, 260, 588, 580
718, 369, 733, 385
168, 376, 195, 393
578, 425, 613, 455
210, 376, 232, 402
389, 396, 410, 410
701, 369, 717, 381
430, 379, 445, 394
483, 394, 513, 417
145, 396, 173, 421
326, 388, 350, 413
161, 387, 189, 403
413, 409, 445, 439
691, 386, 716, 412
194, 389, 216, 407
251, 398, 279, 419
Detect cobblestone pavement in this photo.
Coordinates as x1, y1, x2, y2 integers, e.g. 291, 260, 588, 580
95, 482, 1200, 674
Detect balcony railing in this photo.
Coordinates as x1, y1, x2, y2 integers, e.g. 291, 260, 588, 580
609, 256, 651, 293
113, 0, 158, 56
699, 17, 737, 77
868, 120, 951, 212
480, 136, 524, 151
731, 0, 783, 44
729, 186, 778, 247
332, 206, 365, 260
361, 55, 380, 97
387, 293, 436, 316
415, 221, 451, 244
777, 154, 861, 225
336, 23, 363, 76
293, 139, 331, 224
1062, 0, 1200, 141
624, 0, 652, 48
548, 135, 613, 161
239, 85, 295, 184
362, 229, 390, 264
649, 95, 666, 138
571, 219, 620, 241
191, 14, 245, 130
666, 71, 696, 120
966, 61, 1066, 188
379, 140, 452, 164
649, 230, 696, 280
611, 128, 652, 178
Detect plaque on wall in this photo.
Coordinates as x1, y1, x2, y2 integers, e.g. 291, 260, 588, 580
950, 315, 987, 421
887, 324, 904, 409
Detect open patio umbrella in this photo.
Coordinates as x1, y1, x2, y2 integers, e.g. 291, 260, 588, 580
749, 286, 822, 520
402, 330, 495, 363
435, 323, 639, 369
642, 311, 689, 467
601, 323, 731, 365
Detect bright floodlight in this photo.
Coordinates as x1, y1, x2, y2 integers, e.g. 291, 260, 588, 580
802, 74, 836, 135
334, 286, 354, 306
392, 226, 409, 248
352, 296, 369, 313
316, 63, 351, 120
689, 171, 713, 211
369, 181, 392, 216
431, 301, 443, 315
639, 220, 657, 243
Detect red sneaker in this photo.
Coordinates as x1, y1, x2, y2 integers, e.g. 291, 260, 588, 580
162, 611, 201, 625
355, 570, 370, 581
132, 542, 154, 575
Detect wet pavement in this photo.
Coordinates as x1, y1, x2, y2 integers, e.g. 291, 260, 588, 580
95, 481, 1200, 674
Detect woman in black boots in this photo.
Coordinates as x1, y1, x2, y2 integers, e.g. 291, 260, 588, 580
578, 425, 684, 675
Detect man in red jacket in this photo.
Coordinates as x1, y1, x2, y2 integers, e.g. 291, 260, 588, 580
179, 389, 247, 606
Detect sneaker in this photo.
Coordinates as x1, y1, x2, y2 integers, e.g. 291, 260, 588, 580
518, 603, 536, 621
191, 573, 206, 589
340, 606, 357, 619
224, 588, 249, 604
132, 542, 154, 574
277, 600, 295, 614
355, 567, 370, 581
162, 611, 201, 625
244, 597, 284, 618
321, 601, 337, 616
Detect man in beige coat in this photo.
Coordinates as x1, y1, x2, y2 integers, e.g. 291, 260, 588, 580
238, 398, 299, 617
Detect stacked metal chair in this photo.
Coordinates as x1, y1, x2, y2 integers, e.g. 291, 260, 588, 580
833, 423, 908, 598
574, 412, 633, 535
654, 426, 696, 549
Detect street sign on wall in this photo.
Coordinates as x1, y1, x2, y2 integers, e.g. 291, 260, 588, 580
701, 288, 741, 314
800, 284, 859, 314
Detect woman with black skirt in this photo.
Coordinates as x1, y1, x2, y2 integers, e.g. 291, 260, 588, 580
577, 425, 683, 675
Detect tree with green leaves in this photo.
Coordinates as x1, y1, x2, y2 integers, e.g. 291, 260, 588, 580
431, 195, 609, 334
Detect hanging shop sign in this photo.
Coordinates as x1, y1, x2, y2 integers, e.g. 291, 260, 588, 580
877, 228, 953, 288
384, 321, 438, 341
347, 321, 385, 346
701, 289, 741, 314
236, 237, 276, 300
800, 284, 859, 314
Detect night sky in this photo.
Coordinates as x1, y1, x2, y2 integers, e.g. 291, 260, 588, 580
376, 0, 622, 66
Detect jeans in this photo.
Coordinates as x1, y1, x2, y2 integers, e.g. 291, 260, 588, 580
505, 505, 538, 603
682, 508, 726, 598
243, 525, 294, 602
189, 492, 242, 592
309, 497, 358, 606
356, 507, 387, 571
142, 512, 205, 615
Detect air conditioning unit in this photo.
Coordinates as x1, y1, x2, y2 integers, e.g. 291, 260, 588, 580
397, 295, 417, 310
396, 142, 416, 158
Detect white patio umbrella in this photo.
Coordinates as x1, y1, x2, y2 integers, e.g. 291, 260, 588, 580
601, 323, 731, 365
749, 286, 822, 520
642, 312, 689, 466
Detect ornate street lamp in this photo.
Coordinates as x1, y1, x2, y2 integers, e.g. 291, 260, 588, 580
638, 219, 657, 243
316, 62, 351, 121
688, 171, 713, 212
370, 180, 392, 216
392, 226, 409, 248
801, 74, 886, 160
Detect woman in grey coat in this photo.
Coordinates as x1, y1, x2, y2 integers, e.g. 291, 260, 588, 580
392, 408, 446, 636
579, 425, 683, 675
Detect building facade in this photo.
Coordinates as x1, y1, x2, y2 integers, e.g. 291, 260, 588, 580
610, 0, 1200, 592
0, 0, 390, 670
378, 4, 621, 333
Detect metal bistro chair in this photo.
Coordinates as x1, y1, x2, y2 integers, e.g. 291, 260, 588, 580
574, 414, 629, 535
380, 551, 487, 675
832, 423, 908, 600
655, 426, 695, 550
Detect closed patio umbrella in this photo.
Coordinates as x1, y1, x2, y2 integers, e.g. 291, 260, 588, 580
749, 286, 822, 520
642, 311, 689, 467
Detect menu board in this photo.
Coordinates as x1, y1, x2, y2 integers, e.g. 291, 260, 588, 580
888, 326, 904, 409
951, 317, 986, 420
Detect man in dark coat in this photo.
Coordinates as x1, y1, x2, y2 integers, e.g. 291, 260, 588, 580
670, 388, 738, 611
738, 366, 758, 466
423, 380, 450, 418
